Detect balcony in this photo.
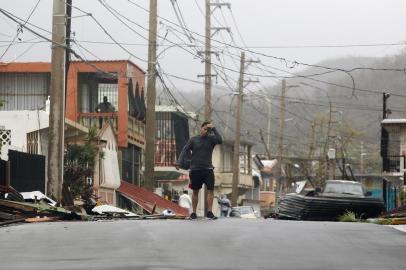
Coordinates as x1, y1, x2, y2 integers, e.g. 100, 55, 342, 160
78, 112, 118, 130
128, 115, 145, 144
78, 113, 144, 144
214, 172, 253, 189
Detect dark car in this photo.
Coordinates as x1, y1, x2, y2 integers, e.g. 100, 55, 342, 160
276, 180, 385, 221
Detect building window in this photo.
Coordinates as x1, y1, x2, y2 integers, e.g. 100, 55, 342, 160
0, 73, 50, 111
77, 73, 118, 113
122, 144, 141, 186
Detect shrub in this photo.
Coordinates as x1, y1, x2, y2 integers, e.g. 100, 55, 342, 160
339, 211, 358, 222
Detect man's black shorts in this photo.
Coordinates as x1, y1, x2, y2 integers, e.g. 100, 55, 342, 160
189, 169, 215, 190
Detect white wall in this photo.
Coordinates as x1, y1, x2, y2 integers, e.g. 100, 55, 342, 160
0, 110, 49, 151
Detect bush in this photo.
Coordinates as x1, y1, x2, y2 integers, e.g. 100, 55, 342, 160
339, 211, 358, 222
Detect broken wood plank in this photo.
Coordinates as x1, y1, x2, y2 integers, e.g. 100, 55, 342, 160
0, 211, 22, 220
25, 216, 61, 223
0, 218, 26, 226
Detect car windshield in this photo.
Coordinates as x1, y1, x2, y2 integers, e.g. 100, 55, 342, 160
323, 182, 364, 195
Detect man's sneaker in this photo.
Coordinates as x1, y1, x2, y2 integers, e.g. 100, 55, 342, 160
206, 211, 218, 220
189, 212, 197, 220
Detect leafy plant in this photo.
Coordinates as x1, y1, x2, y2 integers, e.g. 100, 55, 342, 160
339, 211, 358, 222
64, 127, 99, 205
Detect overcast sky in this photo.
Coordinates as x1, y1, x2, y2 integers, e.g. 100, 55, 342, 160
1, 0, 405, 94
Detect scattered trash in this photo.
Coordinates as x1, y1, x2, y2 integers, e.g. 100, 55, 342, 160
372, 205, 406, 225
92, 205, 139, 217
162, 209, 175, 217
20, 191, 57, 206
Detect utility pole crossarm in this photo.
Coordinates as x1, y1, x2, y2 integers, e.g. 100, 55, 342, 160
243, 78, 260, 88
211, 27, 231, 37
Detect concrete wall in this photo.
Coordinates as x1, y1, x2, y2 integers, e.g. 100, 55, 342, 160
360, 178, 383, 199
0, 110, 49, 152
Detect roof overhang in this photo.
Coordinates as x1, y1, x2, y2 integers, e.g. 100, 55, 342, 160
381, 119, 406, 124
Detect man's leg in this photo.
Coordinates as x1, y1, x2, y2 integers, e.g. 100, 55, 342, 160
192, 189, 199, 214
207, 189, 214, 212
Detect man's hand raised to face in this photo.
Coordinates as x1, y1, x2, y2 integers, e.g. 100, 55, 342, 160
206, 123, 215, 129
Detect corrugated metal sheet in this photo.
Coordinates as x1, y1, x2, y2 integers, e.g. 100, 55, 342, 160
117, 180, 188, 216
0, 73, 49, 111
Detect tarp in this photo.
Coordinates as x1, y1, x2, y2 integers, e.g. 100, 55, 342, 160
117, 181, 188, 216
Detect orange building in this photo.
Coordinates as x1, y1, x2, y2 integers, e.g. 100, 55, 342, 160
0, 60, 146, 185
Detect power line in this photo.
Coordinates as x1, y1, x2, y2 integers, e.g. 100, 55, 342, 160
0, 0, 41, 61
0, 7, 115, 77
126, 0, 406, 75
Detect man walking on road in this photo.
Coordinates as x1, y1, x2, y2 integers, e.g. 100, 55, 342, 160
175, 121, 223, 220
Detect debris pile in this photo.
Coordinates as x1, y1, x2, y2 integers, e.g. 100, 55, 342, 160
375, 205, 406, 225
0, 185, 188, 226
0, 185, 80, 226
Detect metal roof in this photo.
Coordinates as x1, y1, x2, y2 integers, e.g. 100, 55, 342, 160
381, 119, 406, 124
155, 105, 197, 119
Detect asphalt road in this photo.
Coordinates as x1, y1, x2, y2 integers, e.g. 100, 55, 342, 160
0, 218, 405, 270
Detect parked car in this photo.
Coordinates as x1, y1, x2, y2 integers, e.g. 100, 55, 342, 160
229, 206, 258, 219
276, 180, 385, 221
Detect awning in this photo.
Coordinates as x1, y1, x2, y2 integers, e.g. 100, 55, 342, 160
117, 181, 188, 216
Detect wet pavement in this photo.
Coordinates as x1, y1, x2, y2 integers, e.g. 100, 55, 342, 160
0, 218, 405, 270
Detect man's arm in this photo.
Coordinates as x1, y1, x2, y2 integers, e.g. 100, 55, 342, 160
208, 127, 223, 145
175, 138, 193, 169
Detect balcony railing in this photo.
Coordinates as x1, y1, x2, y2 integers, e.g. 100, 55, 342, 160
78, 113, 145, 143
128, 116, 145, 138
78, 112, 118, 130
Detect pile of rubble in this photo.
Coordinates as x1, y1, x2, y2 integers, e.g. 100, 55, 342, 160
376, 205, 406, 225
0, 185, 187, 227
0, 185, 81, 226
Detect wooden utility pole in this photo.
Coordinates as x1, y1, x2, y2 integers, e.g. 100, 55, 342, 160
204, 0, 212, 121
259, 129, 271, 159
144, 0, 158, 191
231, 52, 245, 206
266, 100, 272, 157
276, 79, 286, 196
47, 0, 66, 202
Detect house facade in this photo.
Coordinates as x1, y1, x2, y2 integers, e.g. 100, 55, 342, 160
0, 60, 146, 187
381, 119, 406, 210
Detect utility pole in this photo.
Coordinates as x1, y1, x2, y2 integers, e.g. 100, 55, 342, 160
266, 100, 272, 157
259, 129, 271, 159
201, 0, 231, 120
230, 54, 258, 206
144, 0, 157, 191
47, 0, 66, 202
360, 140, 364, 180
231, 52, 245, 206
65, 0, 72, 102
198, 0, 230, 214
276, 79, 286, 197
204, 0, 212, 121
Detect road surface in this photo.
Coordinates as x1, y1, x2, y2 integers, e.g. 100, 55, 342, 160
0, 218, 405, 269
